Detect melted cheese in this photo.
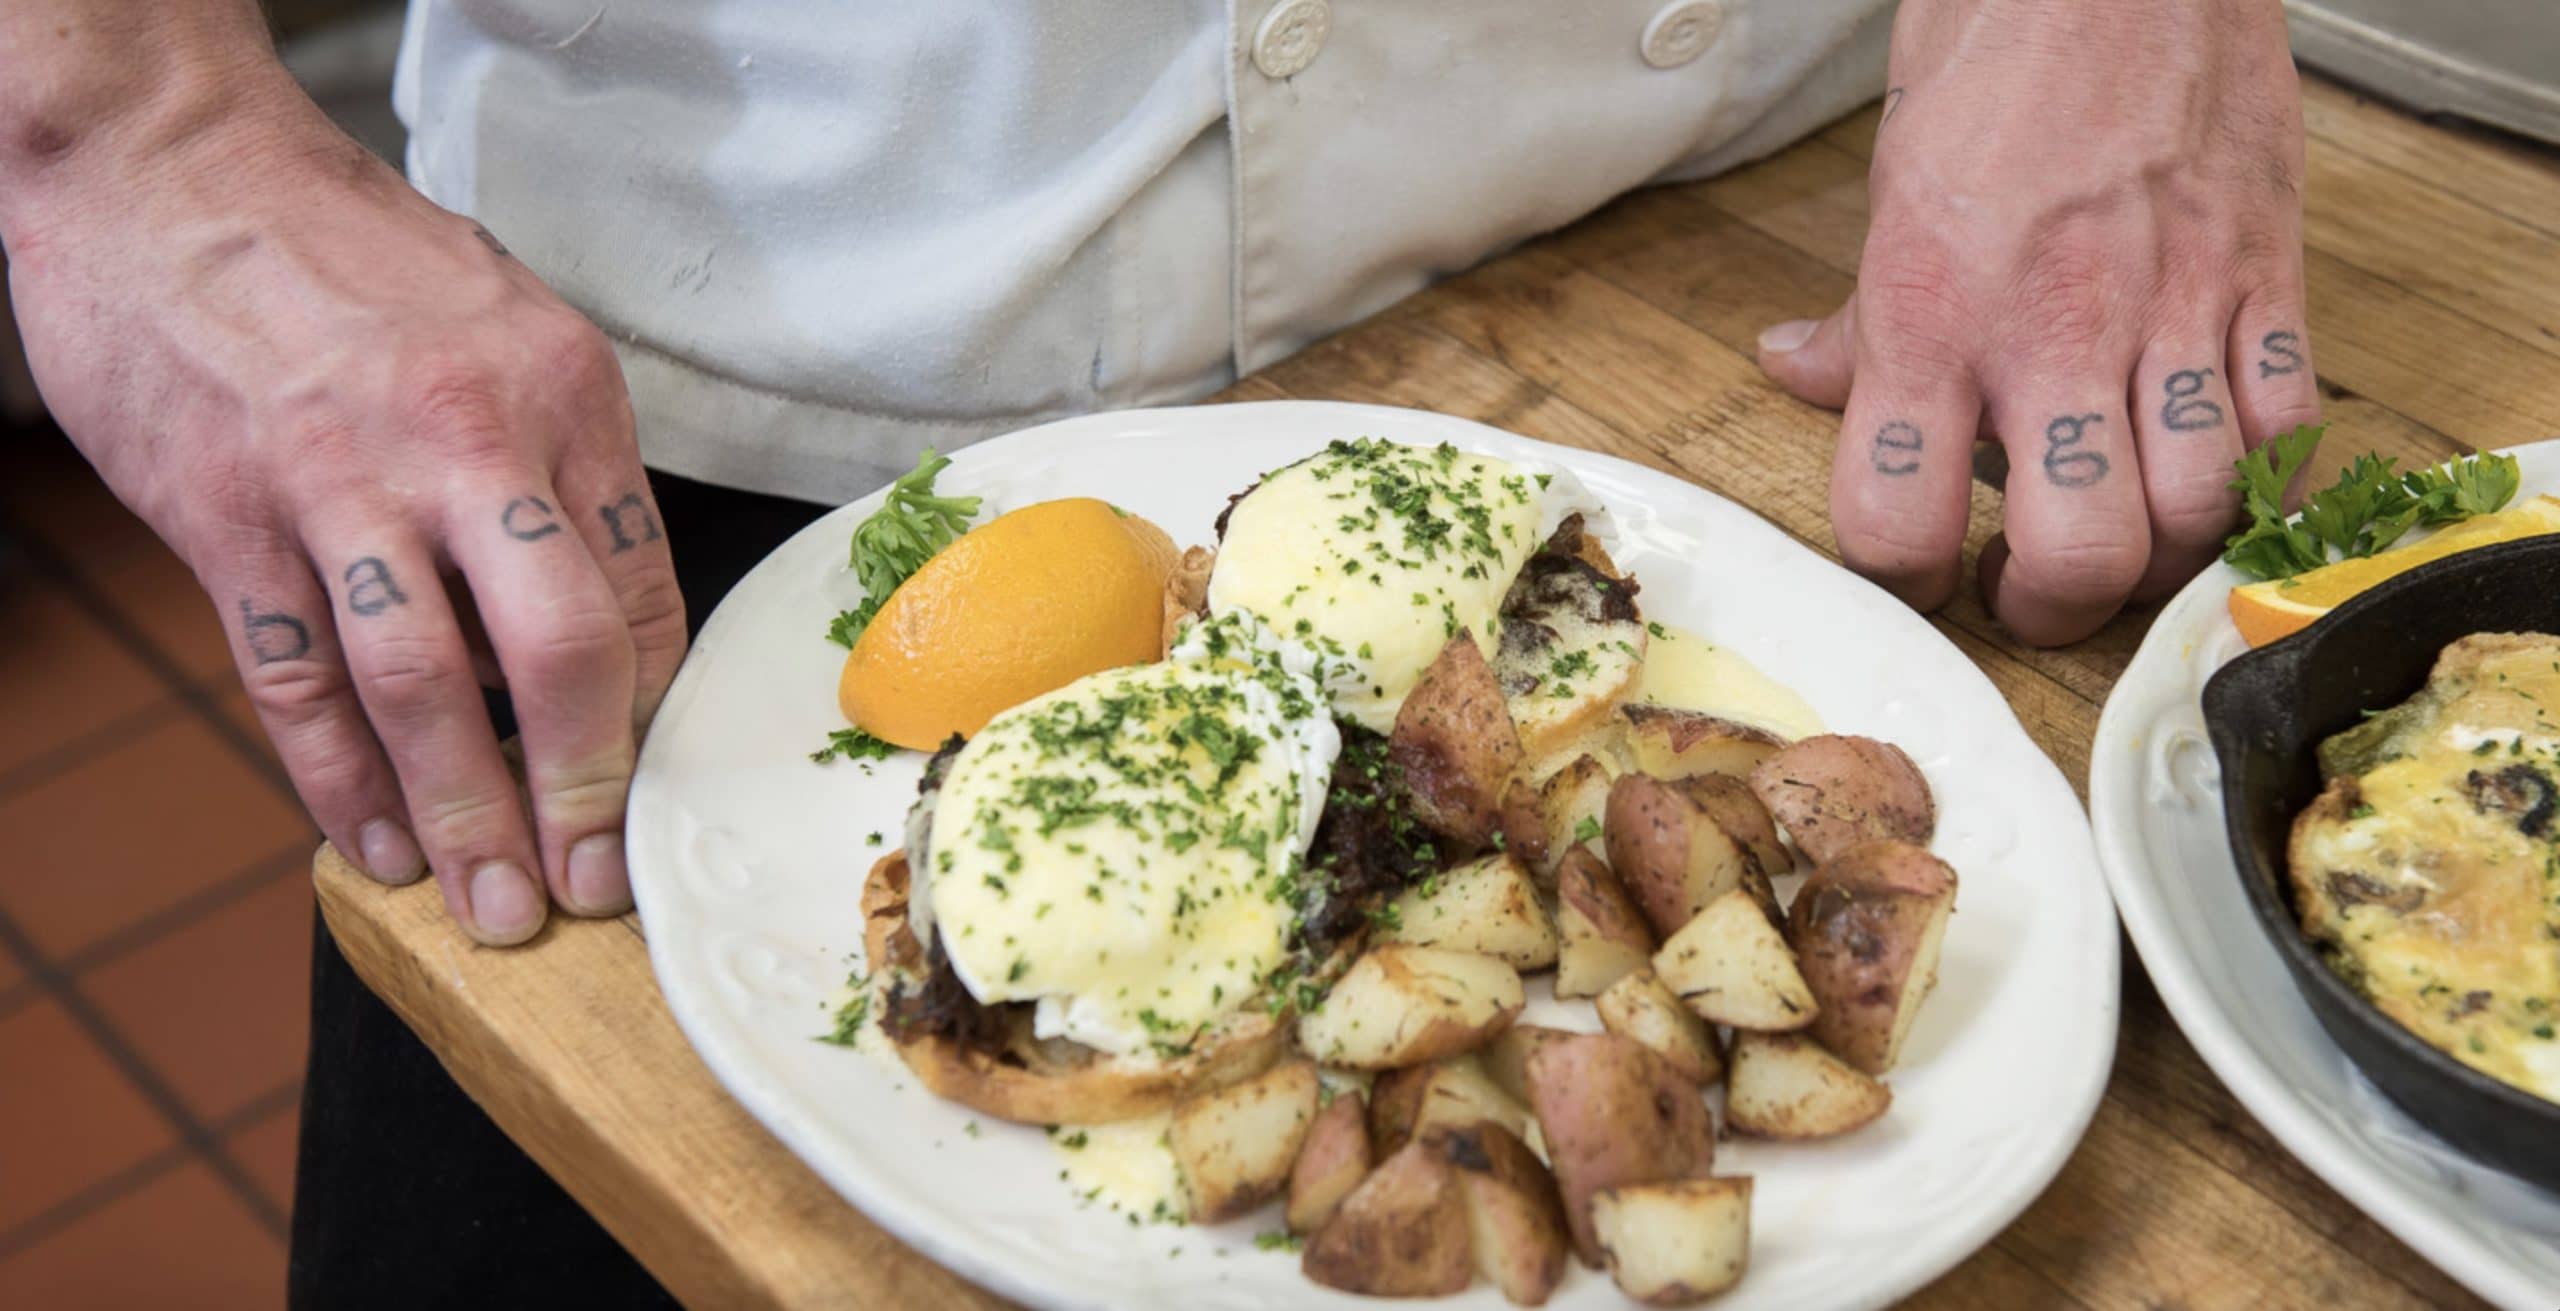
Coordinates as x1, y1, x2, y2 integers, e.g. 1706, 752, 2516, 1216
923, 616, 1338, 1059
1209, 439, 1545, 733
1636, 624, 1824, 740
1050, 1113, 1190, 1225
2294, 638, 2560, 1101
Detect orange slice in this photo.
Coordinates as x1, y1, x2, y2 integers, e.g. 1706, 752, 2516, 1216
2229, 494, 2560, 647
837, 499, 1181, 750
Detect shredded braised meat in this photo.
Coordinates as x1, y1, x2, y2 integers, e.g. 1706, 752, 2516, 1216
1295, 725, 1440, 959
882, 947, 1018, 1059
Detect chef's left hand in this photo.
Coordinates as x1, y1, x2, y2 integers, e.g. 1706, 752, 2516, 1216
1758, 0, 2321, 646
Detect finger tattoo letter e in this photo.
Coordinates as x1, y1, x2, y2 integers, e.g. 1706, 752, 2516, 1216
1871, 421, 1924, 475
598, 492, 663, 554
239, 600, 312, 664
2042, 414, 2110, 489
2162, 368, 2224, 432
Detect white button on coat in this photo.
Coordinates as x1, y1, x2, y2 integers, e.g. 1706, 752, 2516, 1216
1642, 0, 1725, 68
1253, 0, 1332, 79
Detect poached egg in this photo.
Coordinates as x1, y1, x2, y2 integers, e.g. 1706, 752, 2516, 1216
1208, 439, 1554, 732
918, 613, 1339, 1060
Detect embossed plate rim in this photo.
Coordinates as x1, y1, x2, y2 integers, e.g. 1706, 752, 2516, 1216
628, 401, 2119, 1310
2089, 437, 2560, 1311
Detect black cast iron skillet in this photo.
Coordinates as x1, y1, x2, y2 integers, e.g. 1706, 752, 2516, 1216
2204, 532, 2560, 1193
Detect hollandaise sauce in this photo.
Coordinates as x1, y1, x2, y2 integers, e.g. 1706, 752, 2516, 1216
1636, 623, 1824, 740
1049, 1113, 1190, 1226
1209, 439, 1546, 733
922, 615, 1338, 1061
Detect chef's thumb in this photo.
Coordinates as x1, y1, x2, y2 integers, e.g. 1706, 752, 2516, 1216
1756, 296, 1858, 412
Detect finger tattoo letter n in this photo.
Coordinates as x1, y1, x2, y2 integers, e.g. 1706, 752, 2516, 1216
239, 600, 312, 665
599, 492, 663, 554
2259, 330, 2304, 379
343, 557, 409, 617
501, 495, 563, 541
2042, 413, 2110, 489
1871, 421, 1924, 475
2162, 368, 2224, 432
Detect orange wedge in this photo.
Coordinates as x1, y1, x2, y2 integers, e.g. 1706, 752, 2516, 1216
838, 498, 1181, 749
2229, 494, 2560, 647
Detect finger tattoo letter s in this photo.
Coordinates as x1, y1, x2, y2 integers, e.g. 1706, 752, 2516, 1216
239, 600, 312, 665
2258, 330, 2304, 379
2161, 368, 2224, 432
1871, 420, 1924, 476
2042, 413, 2110, 489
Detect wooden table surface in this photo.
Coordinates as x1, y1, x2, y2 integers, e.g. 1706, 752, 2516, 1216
315, 77, 2560, 1310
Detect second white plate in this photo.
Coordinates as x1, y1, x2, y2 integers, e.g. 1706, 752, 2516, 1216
2090, 438, 2560, 1311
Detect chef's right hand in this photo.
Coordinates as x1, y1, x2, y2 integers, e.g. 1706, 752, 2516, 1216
1, 44, 684, 944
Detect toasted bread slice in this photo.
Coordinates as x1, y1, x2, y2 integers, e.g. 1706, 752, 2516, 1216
861, 850, 1290, 1124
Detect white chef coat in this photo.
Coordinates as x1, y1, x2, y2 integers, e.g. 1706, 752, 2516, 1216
396, 0, 1893, 504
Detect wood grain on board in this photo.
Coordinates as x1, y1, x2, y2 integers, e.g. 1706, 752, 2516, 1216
319, 75, 2555, 1309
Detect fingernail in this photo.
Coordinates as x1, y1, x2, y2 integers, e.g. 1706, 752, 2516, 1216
565, 832, 632, 916
1758, 319, 1818, 353
357, 820, 425, 885
468, 861, 545, 944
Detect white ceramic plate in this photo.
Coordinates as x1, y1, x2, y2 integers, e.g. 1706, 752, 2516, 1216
2090, 438, 2560, 1311
628, 401, 2118, 1310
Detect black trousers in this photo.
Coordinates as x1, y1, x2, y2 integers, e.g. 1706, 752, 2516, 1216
290, 471, 832, 1309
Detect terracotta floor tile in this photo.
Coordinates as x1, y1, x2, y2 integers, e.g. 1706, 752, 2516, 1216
0, 716, 311, 958
0, 1164, 282, 1310
90, 543, 236, 688
0, 578, 172, 784
0, 435, 159, 574
0, 1001, 178, 1234
220, 1101, 299, 1215
84, 875, 313, 1123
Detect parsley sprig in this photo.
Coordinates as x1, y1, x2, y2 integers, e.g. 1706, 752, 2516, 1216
2221, 425, 2522, 581
815, 449, 981, 763
824, 449, 983, 648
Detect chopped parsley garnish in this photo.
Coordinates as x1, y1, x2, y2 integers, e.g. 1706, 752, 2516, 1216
1573, 814, 1604, 845
815, 972, 870, 1046
825, 447, 982, 647
811, 727, 898, 765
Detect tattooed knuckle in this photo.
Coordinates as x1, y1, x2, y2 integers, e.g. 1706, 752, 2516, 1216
242, 657, 352, 725
414, 789, 523, 849
2150, 487, 2244, 548
523, 609, 633, 687
357, 640, 468, 721
617, 568, 689, 648
540, 313, 622, 401
2009, 255, 2117, 357
536, 769, 629, 821
1839, 514, 1961, 575
2022, 536, 2148, 598
395, 359, 519, 464
1855, 273, 1971, 380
